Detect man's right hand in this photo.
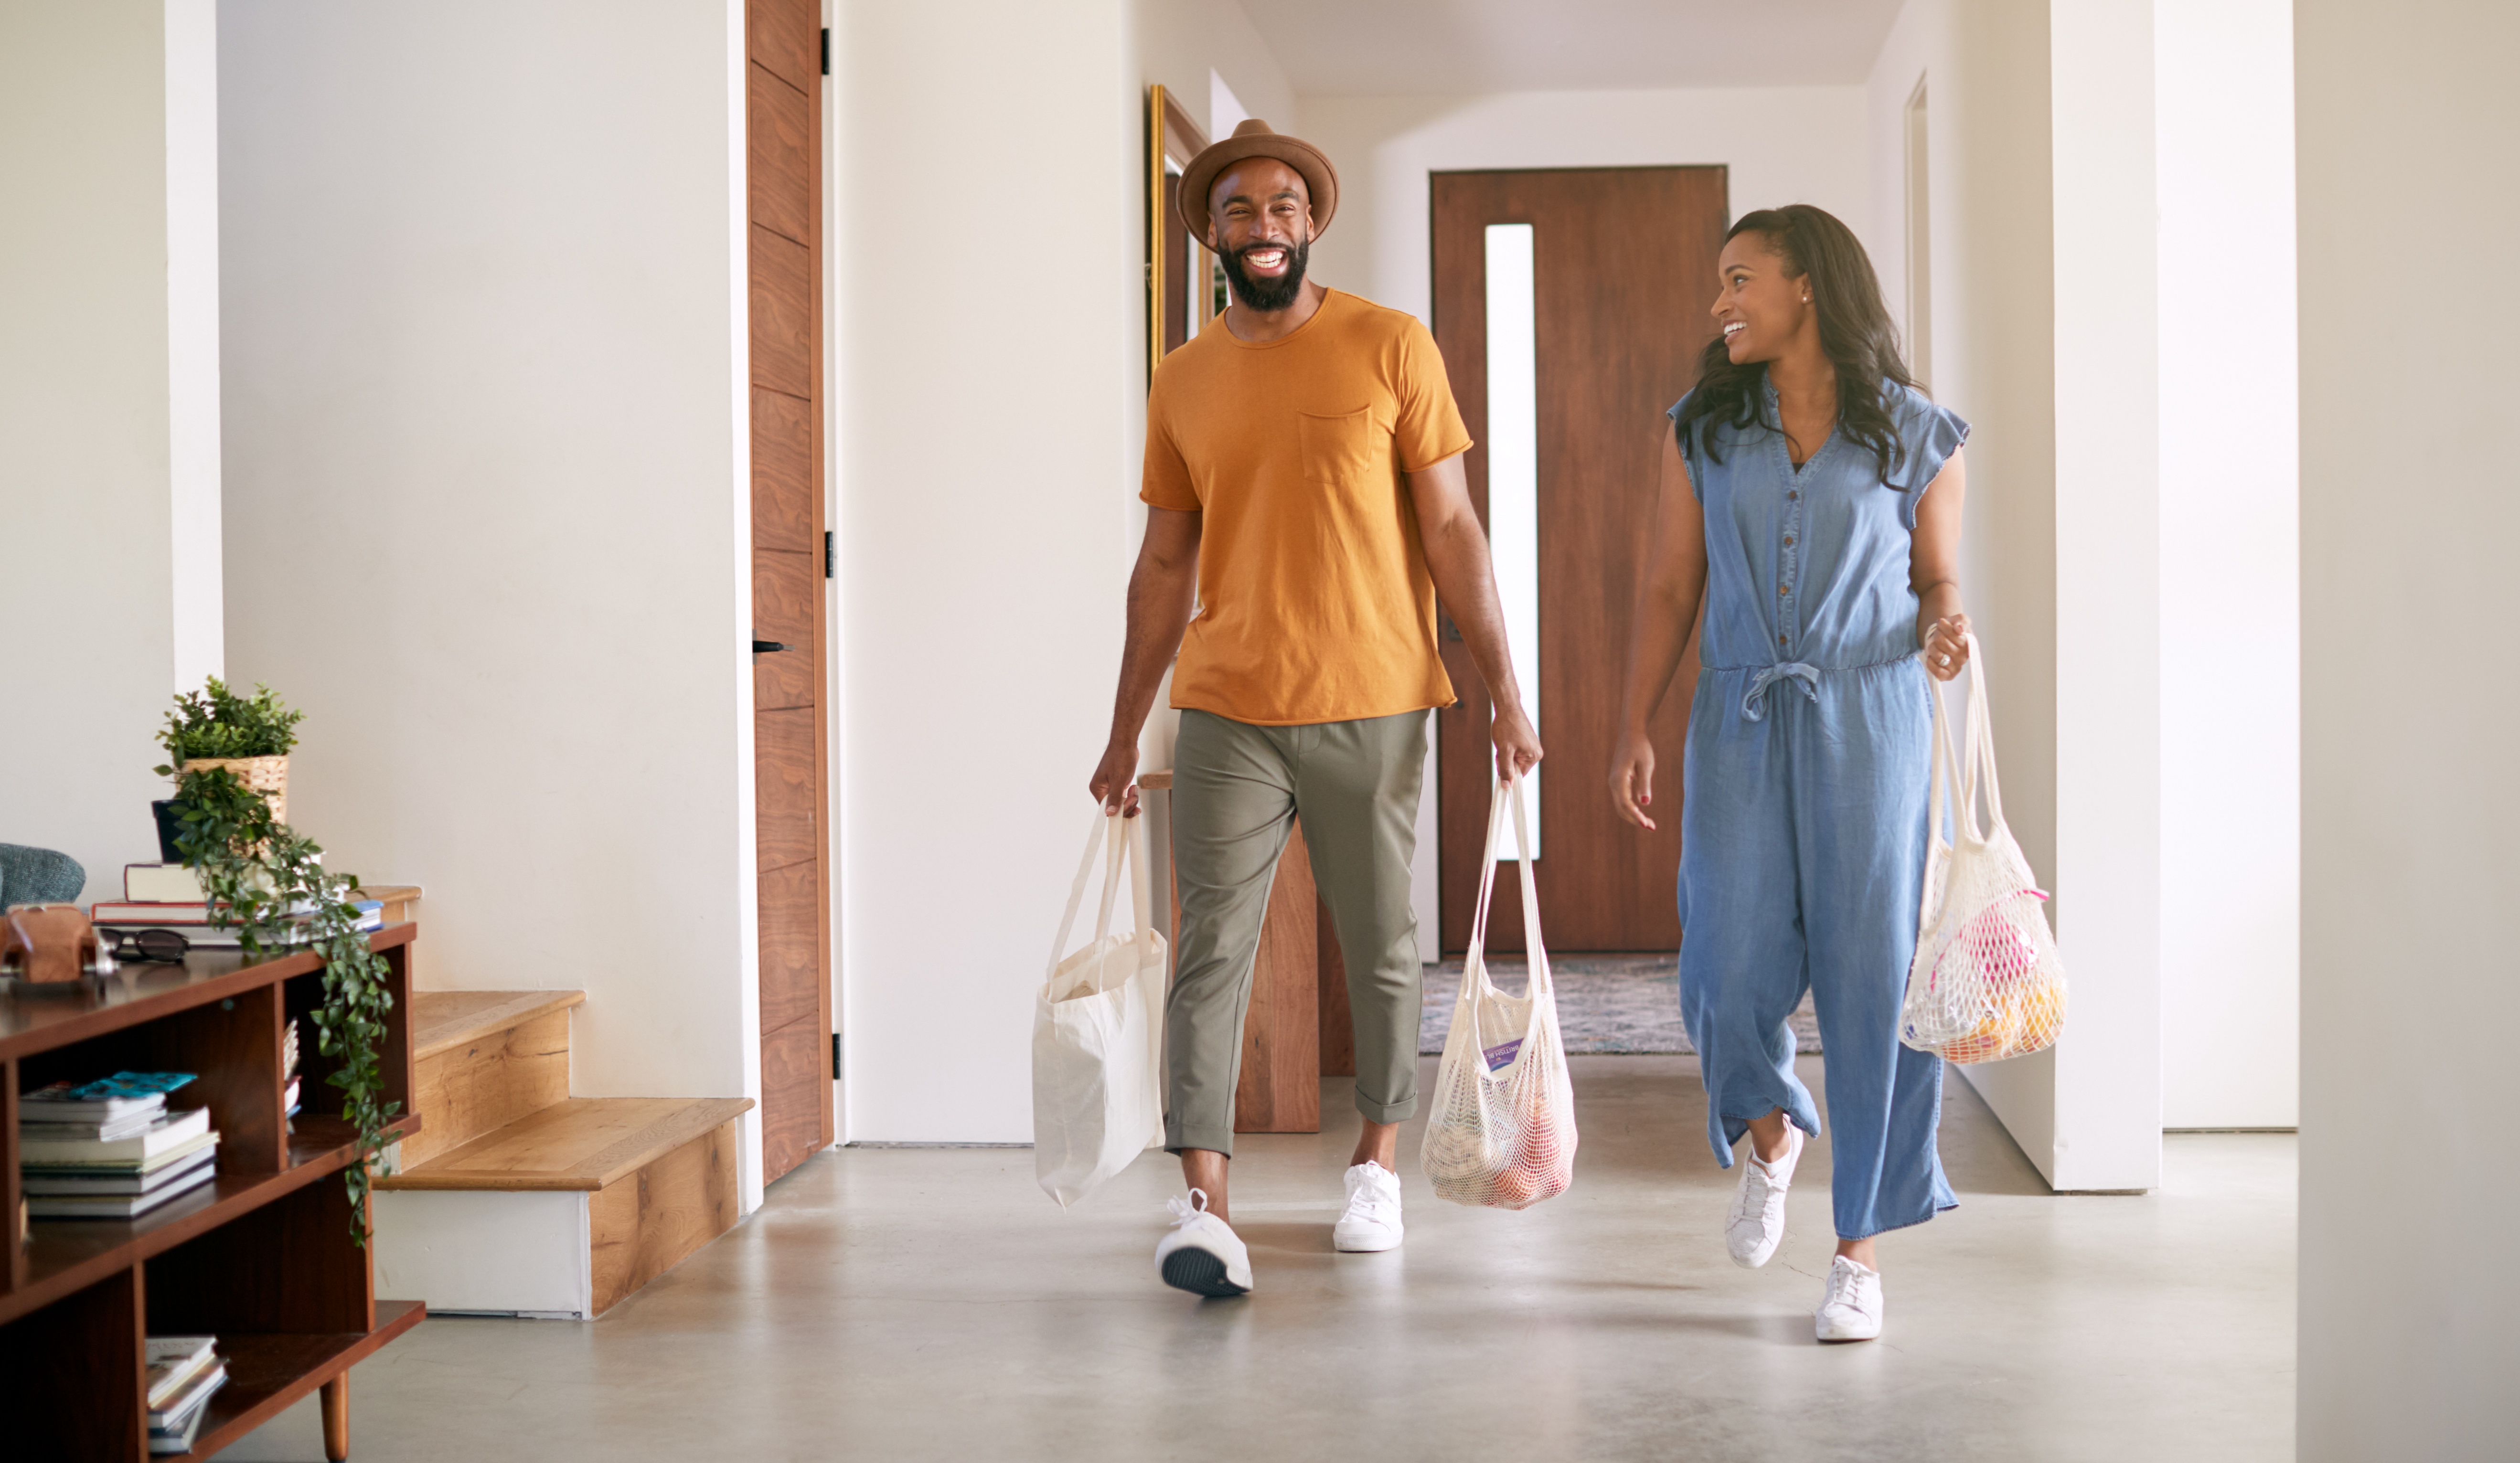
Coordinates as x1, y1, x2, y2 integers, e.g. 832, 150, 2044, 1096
1089, 740, 1142, 818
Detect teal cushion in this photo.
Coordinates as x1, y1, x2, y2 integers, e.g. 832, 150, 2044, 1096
0, 844, 87, 908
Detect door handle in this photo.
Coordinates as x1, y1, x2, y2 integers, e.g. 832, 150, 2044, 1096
752, 640, 790, 654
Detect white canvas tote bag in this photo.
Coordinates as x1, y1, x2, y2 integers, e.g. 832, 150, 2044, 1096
1899, 633, 2069, 1064
1420, 774, 1578, 1209
1033, 808, 1169, 1208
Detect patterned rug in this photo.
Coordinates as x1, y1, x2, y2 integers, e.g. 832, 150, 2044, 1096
1418, 954, 1821, 1055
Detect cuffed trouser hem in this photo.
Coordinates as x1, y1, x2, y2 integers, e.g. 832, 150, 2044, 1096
1164, 1122, 1237, 1159
1355, 1092, 1417, 1125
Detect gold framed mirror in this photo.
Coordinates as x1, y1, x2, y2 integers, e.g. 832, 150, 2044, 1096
1147, 84, 1222, 384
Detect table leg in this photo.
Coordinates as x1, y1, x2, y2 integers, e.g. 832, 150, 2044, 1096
321, 1373, 349, 1461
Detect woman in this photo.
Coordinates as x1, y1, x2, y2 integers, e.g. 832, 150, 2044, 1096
1609, 204, 1970, 1344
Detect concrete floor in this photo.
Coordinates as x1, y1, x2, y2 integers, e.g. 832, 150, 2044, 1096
228, 1056, 2295, 1462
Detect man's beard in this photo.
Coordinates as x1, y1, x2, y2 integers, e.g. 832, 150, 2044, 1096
1220, 237, 1310, 312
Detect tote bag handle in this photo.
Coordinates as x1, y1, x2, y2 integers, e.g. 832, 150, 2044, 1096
1924, 632, 2004, 853
1463, 772, 1552, 1004
1044, 810, 1148, 983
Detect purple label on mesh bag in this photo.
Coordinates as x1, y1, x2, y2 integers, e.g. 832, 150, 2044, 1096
1482, 1038, 1523, 1072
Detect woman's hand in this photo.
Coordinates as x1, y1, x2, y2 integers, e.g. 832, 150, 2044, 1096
1609, 728, 1660, 831
1922, 613, 1971, 681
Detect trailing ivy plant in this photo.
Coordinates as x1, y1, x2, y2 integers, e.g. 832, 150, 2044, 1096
166, 766, 399, 1242
155, 676, 304, 763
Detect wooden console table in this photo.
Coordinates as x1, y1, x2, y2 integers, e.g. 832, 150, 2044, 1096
0, 926, 426, 1460
1139, 773, 1352, 1134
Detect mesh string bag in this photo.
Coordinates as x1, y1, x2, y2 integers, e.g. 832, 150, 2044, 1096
1420, 774, 1578, 1209
1900, 633, 2068, 1064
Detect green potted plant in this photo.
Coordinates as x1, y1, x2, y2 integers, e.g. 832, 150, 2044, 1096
156, 681, 397, 1241
152, 678, 305, 823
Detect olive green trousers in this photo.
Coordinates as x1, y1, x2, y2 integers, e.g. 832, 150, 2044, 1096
1164, 708, 1428, 1157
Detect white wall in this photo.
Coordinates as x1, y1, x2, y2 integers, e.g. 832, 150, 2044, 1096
1139, 0, 1296, 137
217, 1, 764, 1207
838, 0, 1139, 1142
2154, 0, 2298, 1130
1867, 0, 2066, 1171
1301, 85, 1873, 960
0, 0, 222, 905
2296, 0, 2520, 1452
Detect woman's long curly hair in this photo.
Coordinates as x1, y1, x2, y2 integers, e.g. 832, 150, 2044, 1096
1672, 205, 1916, 479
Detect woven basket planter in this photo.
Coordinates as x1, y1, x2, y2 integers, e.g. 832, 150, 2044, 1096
179, 755, 289, 826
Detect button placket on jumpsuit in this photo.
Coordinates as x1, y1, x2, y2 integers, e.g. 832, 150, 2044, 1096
1670, 378, 1968, 1242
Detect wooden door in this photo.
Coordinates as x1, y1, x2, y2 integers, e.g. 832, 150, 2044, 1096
1431, 167, 1727, 953
747, 0, 830, 1184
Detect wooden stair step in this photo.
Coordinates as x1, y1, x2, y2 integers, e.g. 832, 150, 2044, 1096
396, 990, 587, 1169
408, 988, 584, 1061
379, 1096, 755, 1193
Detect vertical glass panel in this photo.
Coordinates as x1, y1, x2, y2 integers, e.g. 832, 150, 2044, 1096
1484, 223, 1539, 860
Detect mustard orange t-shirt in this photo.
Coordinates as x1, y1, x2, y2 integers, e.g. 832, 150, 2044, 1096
1142, 289, 1474, 727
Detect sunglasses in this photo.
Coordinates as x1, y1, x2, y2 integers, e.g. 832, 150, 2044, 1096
110, 929, 192, 964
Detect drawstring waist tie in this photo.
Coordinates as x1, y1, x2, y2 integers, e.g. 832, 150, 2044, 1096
1739, 662, 1821, 721
1710, 656, 1917, 721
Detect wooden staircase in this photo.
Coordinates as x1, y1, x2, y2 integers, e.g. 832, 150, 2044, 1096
371, 991, 752, 1318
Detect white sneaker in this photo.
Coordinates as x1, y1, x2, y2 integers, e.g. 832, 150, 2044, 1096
1332, 1161, 1404, 1252
1724, 1124, 1803, 1268
1815, 1254, 1884, 1342
1155, 1189, 1251, 1297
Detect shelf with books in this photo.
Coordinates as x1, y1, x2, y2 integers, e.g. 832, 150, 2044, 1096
0, 927, 425, 1461
156, 1302, 425, 1461
9, 1111, 420, 1323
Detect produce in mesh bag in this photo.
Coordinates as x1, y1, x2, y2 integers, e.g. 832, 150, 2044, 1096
1421, 776, 1578, 1209
1900, 635, 2068, 1065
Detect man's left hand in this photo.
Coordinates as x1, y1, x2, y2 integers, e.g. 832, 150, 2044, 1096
1491, 703, 1543, 782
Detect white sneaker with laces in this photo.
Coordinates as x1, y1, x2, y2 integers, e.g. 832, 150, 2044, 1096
1815, 1254, 1884, 1342
1332, 1161, 1404, 1252
1725, 1124, 1803, 1268
1154, 1189, 1251, 1297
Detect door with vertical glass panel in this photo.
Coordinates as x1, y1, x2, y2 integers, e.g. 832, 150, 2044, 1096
1430, 166, 1729, 953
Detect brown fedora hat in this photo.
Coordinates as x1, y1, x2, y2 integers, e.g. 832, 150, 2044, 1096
1177, 118, 1340, 245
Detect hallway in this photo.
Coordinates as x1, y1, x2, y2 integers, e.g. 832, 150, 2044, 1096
225, 1057, 2294, 1462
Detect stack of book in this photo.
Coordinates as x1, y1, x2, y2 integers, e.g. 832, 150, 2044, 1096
146, 1335, 228, 1455
93, 863, 384, 951
95, 862, 237, 950
20, 1073, 221, 1220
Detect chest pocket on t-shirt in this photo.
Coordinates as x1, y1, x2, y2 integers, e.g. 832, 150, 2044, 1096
1298, 406, 1377, 489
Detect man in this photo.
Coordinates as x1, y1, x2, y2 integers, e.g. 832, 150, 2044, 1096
1088, 118, 1541, 1298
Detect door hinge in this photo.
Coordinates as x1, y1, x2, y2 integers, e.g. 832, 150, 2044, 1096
823, 529, 834, 579
831, 1031, 843, 1079
820, 28, 830, 76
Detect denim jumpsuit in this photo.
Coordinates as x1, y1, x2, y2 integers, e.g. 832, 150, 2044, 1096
1669, 377, 1967, 1241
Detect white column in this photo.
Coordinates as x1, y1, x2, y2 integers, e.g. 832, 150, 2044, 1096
2296, 1, 2520, 1453
1980, 0, 2165, 1192
2154, 0, 2299, 1130
0, 0, 217, 903
166, 0, 224, 696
